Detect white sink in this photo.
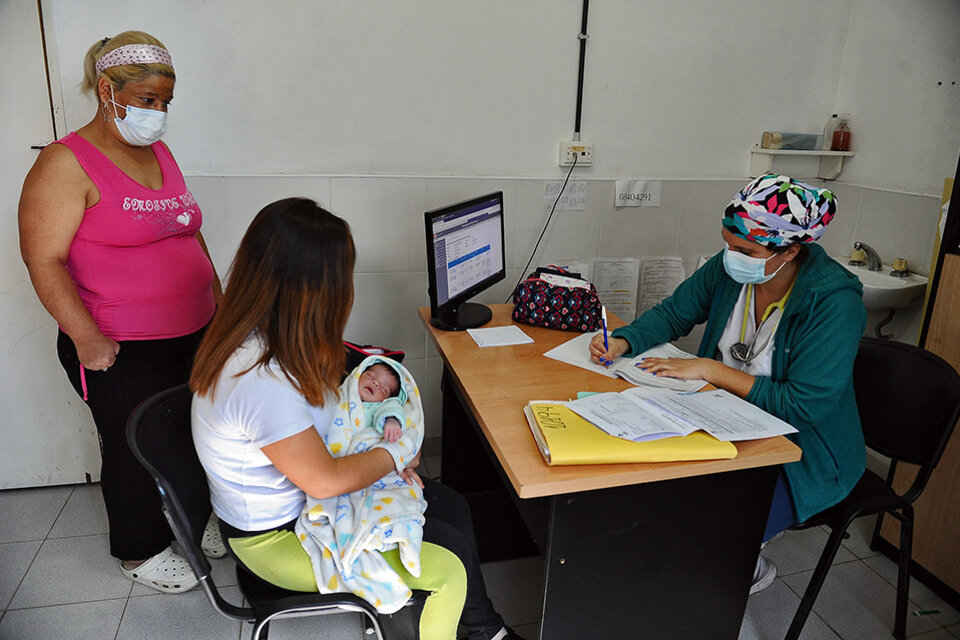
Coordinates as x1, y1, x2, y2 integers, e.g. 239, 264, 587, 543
832, 258, 928, 311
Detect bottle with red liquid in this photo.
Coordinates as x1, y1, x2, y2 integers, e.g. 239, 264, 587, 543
831, 116, 851, 151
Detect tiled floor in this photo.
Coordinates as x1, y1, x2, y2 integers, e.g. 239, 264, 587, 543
2, 463, 959, 640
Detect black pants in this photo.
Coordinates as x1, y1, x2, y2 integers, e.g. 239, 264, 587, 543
420, 477, 504, 638
57, 328, 205, 561
220, 477, 505, 638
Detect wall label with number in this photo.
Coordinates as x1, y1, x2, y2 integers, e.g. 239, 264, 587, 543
615, 180, 662, 207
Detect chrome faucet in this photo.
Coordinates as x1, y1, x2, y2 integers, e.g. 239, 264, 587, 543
853, 241, 883, 272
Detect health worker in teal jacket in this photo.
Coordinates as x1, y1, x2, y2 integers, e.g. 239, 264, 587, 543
590, 174, 866, 580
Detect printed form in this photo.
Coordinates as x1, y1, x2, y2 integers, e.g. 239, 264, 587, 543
566, 387, 797, 443
594, 258, 640, 321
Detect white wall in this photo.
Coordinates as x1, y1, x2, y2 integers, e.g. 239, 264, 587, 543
0, 0, 102, 489
45, 1, 960, 192
836, 0, 960, 191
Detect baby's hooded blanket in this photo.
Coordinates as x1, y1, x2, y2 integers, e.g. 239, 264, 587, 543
295, 355, 426, 613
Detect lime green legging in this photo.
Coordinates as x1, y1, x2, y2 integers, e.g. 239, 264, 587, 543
229, 530, 466, 640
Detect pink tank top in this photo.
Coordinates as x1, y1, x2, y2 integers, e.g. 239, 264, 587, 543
57, 132, 215, 340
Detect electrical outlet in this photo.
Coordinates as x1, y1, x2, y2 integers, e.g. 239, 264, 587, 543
559, 140, 593, 166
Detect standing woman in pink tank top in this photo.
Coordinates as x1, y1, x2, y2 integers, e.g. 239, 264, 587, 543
18, 31, 223, 593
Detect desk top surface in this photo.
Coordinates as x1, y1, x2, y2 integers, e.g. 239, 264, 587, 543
420, 304, 801, 498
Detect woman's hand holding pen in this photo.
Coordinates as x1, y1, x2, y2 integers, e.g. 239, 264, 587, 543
589, 333, 629, 365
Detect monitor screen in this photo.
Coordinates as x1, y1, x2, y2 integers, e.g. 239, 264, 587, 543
425, 191, 506, 331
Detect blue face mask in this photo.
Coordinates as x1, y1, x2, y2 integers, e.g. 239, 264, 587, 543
722, 244, 785, 284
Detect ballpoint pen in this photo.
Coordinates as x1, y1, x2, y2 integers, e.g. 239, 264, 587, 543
600, 305, 609, 365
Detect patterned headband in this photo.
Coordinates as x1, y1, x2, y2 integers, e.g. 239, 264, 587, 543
95, 44, 172, 73
722, 173, 837, 247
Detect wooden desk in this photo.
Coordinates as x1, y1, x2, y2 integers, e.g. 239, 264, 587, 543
421, 305, 801, 640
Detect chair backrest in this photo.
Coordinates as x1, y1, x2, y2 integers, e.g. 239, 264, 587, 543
126, 383, 251, 621
854, 338, 960, 495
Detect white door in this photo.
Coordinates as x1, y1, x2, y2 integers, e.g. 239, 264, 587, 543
0, 0, 101, 488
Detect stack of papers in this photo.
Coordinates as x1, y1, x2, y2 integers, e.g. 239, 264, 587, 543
524, 401, 738, 465
565, 386, 797, 442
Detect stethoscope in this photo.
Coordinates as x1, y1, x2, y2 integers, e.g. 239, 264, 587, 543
729, 280, 795, 363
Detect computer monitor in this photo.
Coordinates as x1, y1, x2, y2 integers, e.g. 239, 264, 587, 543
425, 191, 506, 331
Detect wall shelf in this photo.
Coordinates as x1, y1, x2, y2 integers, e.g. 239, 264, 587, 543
749, 146, 855, 180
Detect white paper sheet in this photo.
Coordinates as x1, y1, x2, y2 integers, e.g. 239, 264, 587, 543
566, 386, 797, 442
541, 332, 706, 392
566, 391, 694, 441
593, 257, 640, 322
542, 331, 618, 379
637, 256, 686, 315
623, 387, 798, 441
550, 259, 592, 282
615, 180, 662, 207
467, 325, 534, 347
545, 181, 587, 211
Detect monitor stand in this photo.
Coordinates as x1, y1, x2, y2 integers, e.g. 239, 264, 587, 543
430, 302, 493, 331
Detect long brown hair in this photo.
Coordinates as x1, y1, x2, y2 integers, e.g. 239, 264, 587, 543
191, 198, 355, 406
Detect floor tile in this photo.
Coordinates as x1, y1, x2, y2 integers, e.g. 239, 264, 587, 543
511, 621, 541, 640
0, 486, 73, 543
908, 628, 959, 639
48, 483, 108, 539
0, 540, 41, 610
946, 622, 960, 638
479, 556, 544, 627
9, 535, 132, 609
117, 586, 244, 640
763, 527, 857, 577
0, 598, 125, 640
381, 607, 419, 640
251, 609, 367, 640
838, 516, 884, 560
782, 561, 939, 639
863, 555, 960, 627
739, 579, 840, 640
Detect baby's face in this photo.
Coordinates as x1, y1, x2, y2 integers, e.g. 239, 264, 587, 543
359, 364, 399, 403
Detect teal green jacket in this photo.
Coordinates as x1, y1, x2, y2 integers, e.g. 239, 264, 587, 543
611, 244, 866, 522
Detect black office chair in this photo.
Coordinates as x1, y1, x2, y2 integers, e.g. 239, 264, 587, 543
784, 337, 960, 640
126, 383, 393, 640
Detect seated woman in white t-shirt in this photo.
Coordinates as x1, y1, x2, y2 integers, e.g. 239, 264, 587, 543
190, 198, 523, 640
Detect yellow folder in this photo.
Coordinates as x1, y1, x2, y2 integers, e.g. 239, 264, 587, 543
524, 402, 738, 465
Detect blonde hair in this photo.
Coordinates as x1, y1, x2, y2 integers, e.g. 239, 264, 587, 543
81, 31, 175, 98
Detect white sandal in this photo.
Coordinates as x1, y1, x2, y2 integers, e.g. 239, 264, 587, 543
201, 513, 227, 559
120, 546, 198, 592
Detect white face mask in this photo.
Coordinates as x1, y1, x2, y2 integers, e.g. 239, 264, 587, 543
109, 86, 167, 146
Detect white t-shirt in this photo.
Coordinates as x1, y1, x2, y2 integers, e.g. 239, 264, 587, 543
192, 337, 336, 531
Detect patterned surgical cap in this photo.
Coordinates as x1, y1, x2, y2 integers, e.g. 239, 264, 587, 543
722, 174, 837, 246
